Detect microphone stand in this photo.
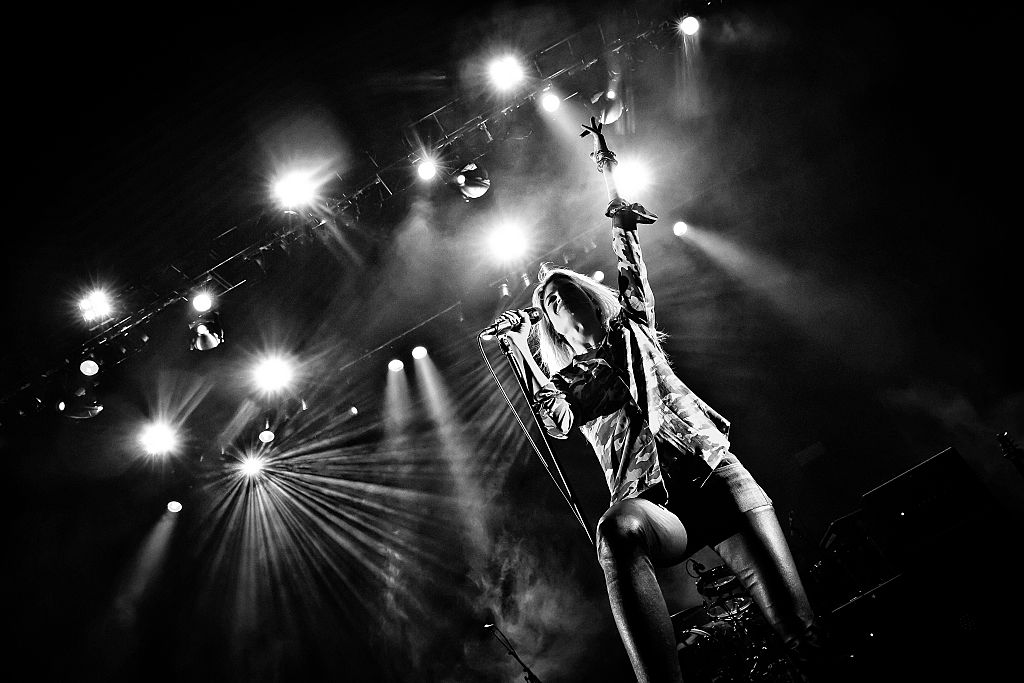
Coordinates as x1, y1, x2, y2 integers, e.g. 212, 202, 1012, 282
486, 624, 543, 683
497, 335, 595, 546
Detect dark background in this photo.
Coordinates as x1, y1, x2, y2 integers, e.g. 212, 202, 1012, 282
4, 2, 1021, 681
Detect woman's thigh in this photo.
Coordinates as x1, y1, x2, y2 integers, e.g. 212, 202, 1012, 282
599, 497, 692, 568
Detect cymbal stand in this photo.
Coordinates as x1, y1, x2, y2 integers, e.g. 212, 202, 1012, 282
485, 624, 543, 683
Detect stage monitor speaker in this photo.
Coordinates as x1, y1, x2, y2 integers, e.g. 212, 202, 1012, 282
859, 446, 1003, 569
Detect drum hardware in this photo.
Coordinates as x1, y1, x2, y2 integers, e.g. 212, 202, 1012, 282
706, 596, 753, 621
696, 563, 740, 599
677, 561, 802, 681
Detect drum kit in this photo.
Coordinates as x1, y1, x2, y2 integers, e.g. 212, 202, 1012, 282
671, 563, 803, 682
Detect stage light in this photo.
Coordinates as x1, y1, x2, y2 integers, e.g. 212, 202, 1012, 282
673, 221, 689, 236
452, 162, 490, 200
613, 159, 651, 197
167, 501, 182, 513
592, 270, 605, 283
412, 346, 428, 360
140, 421, 177, 455
487, 223, 528, 262
189, 311, 224, 351
57, 358, 103, 419
349, 405, 359, 415
79, 290, 112, 322
540, 90, 561, 112
57, 386, 103, 419
417, 159, 438, 180
258, 418, 275, 444
273, 170, 318, 209
79, 352, 100, 377
678, 16, 700, 36
488, 56, 524, 91
253, 355, 294, 393
191, 291, 213, 312
388, 359, 404, 373
240, 455, 265, 476
591, 90, 624, 125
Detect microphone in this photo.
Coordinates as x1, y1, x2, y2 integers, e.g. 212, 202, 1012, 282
479, 307, 542, 339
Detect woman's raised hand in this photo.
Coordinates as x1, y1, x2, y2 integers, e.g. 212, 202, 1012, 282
580, 115, 603, 140
580, 115, 616, 174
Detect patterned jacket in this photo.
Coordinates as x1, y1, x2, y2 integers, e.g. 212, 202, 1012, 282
533, 221, 732, 505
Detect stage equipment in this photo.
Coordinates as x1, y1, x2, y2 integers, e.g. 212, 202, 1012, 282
189, 311, 224, 351
678, 562, 803, 682
591, 89, 623, 125
859, 446, 1006, 571
258, 417, 275, 444
479, 307, 541, 339
997, 431, 1024, 478
56, 367, 103, 419
78, 351, 101, 377
452, 162, 490, 200
484, 624, 543, 682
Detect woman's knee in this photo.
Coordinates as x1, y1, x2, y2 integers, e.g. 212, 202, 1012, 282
596, 501, 652, 562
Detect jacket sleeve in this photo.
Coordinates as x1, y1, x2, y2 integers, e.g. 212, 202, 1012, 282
532, 358, 620, 438
612, 223, 656, 330
608, 198, 658, 330
533, 381, 575, 439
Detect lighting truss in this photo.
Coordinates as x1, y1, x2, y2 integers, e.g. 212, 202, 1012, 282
0, 7, 677, 420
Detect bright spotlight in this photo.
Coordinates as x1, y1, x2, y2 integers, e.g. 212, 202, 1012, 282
167, 501, 182, 513
253, 356, 294, 393
273, 170, 318, 208
349, 405, 359, 415
613, 159, 651, 198
79, 290, 112, 322
388, 359, 404, 372
673, 221, 689, 236
240, 455, 265, 477
140, 421, 177, 455
540, 91, 561, 112
487, 223, 528, 262
679, 16, 700, 36
79, 353, 100, 377
592, 270, 605, 283
258, 427, 275, 443
489, 56, 524, 91
412, 346, 428, 360
417, 159, 437, 180
191, 292, 213, 312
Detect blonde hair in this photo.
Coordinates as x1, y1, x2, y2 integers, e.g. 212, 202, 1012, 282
530, 266, 623, 373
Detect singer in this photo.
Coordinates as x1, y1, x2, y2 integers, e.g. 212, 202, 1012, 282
499, 119, 831, 682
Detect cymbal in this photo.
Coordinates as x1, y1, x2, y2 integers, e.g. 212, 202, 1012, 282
671, 604, 713, 629
706, 596, 752, 620
696, 565, 739, 598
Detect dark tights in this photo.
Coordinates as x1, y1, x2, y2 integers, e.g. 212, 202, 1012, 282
596, 498, 826, 682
